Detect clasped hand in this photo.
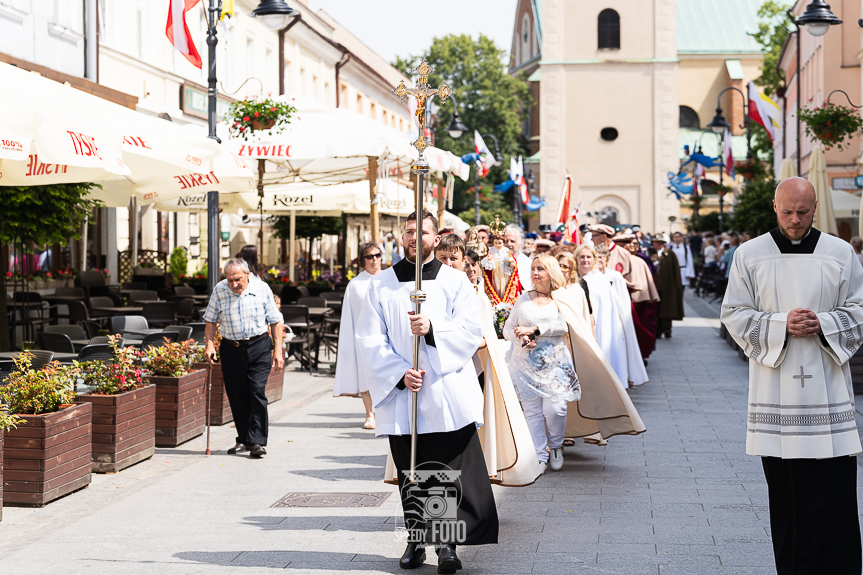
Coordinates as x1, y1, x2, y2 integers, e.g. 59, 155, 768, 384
787, 308, 821, 338
514, 326, 536, 349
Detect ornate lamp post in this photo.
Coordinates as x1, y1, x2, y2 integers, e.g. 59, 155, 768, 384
203, 0, 298, 294
787, 1, 842, 176
707, 86, 752, 159
392, 60, 452, 481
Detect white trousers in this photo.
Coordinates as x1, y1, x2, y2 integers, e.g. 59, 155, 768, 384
521, 397, 568, 463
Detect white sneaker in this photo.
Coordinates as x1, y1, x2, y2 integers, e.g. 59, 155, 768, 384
550, 448, 564, 471
538, 461, 547, 475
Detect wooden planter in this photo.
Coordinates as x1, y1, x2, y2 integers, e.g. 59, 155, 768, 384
3, 403, 92, 507
0, 429, 4, 520
76, 385, 156, 473
147, 369, 207, 447
193, 361, 285, 426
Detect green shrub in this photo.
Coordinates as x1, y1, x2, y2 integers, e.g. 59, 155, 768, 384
77, 336, 144, 395
169, 247, 190, 283
0, 354, 77, 415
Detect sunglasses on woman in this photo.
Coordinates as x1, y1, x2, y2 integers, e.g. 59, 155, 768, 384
364, 253, 382, 260
559, 264, 571, 270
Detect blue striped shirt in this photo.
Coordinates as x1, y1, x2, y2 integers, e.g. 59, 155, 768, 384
203, 276, 283, 340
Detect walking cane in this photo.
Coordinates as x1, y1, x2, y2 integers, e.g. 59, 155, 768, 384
205, 360, 213, 456
392, 60, 452, 483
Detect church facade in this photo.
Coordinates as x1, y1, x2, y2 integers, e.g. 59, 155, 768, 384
510, 0, 763, 233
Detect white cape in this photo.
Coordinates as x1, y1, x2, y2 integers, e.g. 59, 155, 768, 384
333, 271, 374, 397
582, 270, 628, 388
607, 270, 649, 387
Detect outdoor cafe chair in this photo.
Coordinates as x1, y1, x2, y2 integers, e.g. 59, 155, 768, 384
280, 305, 314, 374
88, 336, 123, 347
68, 301, 106, 328
36, 332, 75, 354
109, 316, 151, 338
186, 322, 206, 345
139, 331, 179, 350
28, 349, 55, 370
77, 344, 115, 362
164, 325, 192, 341
174, 285, 196, 296
55, 287, 85, 297
13, 292, 54, 332
0, 359, 15, 384
142, 302, 175, 329
80, 319, 103, 339
45, 324, 87, 341
297, 297, 327, 308
88, 296, 115, 319
320, 292, 344, 302
77, 270, 107, 297
122, 282, 147, 290
174, 298, 195, 322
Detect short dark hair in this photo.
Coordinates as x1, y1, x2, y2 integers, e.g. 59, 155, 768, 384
435, 233, 465, 257
359, 242, 380, 258
406, 209, 439, 235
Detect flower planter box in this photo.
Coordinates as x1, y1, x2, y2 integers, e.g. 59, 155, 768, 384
76, 385, 156, 473
2, 403, 92, 507
147, 369, 207, 447
193, 361, 285, 426
0, 430, 4, 520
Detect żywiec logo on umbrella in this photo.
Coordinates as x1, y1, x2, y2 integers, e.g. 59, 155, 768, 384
236, 144, 292, 158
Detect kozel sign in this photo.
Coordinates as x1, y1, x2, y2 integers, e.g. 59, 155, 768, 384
272, 194, 313, 207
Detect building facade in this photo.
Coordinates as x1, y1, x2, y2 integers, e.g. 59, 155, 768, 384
509, 0, 764, 233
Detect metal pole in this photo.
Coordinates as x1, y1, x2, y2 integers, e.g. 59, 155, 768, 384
205, 364, 213, 455
474, 164, 480, 226
206, 0, 221, 295
409, 167, 426, 483
718, 163, 725, 234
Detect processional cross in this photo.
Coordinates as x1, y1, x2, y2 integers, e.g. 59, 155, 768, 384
391, 60, 453, 483
793, 365, 812, 388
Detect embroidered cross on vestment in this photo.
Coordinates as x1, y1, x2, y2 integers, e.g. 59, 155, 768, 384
793, 366, 813, 388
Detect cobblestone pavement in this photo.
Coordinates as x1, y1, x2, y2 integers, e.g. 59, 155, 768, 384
1, 290, 861, 574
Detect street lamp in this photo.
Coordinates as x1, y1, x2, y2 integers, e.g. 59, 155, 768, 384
251, 0, 299, 30
706, 86, 752, 158
787, 2, 842, 175
445, 95, 468, 139
716, 186, 728, 234
203, 0, 300, 295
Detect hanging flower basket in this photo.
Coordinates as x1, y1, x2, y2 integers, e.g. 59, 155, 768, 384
799, 101, 863, 151
734, 157, 766, 181
225, 96, 297, 142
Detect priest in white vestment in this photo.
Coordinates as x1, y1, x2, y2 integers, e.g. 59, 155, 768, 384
356, 210, 498, 572
669, 232, 695, 287
721, 177, 863, 574
332, 242, 382, 429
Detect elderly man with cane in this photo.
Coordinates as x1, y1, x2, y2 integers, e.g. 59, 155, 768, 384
203, 258, 284, 458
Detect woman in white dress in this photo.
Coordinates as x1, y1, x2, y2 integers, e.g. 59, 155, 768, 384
504, 254, 580, 473
576, 245, 629, 389
332, 242, 382, 429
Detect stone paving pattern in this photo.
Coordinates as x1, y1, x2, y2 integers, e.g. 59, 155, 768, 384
1, 291, 862, 574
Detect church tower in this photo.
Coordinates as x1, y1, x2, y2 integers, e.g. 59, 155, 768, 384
537, 0, 679, 231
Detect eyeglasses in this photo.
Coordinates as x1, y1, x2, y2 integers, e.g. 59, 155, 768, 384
559, 264, 571, 270
364, 253, 382, 260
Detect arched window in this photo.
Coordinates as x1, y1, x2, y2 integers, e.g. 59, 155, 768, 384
598, 9, 620, 50
521, 14, 531, 63
598, 207, 620, 227
679, 106, 700, 129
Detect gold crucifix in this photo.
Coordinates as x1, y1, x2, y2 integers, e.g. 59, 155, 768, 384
393, 59, 452, 172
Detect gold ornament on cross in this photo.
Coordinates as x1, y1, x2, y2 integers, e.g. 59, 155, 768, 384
392, 59, 453, 174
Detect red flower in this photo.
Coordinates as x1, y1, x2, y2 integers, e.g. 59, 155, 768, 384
254, 111, 260, 117
270, 107, 277, 112
243, 116, 250, 122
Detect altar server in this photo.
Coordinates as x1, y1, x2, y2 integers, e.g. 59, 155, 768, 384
332, 242, 382, 429
356, 210, 497, 573
721, 177, 863, 575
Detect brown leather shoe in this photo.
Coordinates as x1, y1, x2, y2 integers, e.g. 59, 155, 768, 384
250, 444, 266, 458
227, 443, 247, 455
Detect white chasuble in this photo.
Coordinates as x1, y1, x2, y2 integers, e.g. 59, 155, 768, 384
721, 228, 863, 459
583, 270, 628, 389
333, 270, 374, 397
607, 270, 649, 387
355, 257, 485, 437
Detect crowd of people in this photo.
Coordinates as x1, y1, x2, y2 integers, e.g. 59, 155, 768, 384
331, 209, 712, 572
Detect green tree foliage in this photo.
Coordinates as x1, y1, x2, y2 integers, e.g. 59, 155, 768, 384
168, 247, 189, 283
0, 183, 102, 351
269, 215, 342, 240
696, 211, 721, 233
752, 1, 792, 97
729, 177, 777, 236
456, 186, 515, 227
394, 34, 532, 217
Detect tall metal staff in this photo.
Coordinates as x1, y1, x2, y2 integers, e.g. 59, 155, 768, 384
392, 60, 452, 482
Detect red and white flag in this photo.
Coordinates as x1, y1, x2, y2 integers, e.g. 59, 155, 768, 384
167, 0, 202, 69
722, 128, 735, 177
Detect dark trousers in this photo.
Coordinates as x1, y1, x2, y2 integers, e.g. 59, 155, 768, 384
762, 456, 861, 575
219, 336, 272, 446
656, 317, 673, 336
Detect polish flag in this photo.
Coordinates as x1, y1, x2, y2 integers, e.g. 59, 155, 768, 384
167, 0, 202, 69
722, 128, 735, 177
